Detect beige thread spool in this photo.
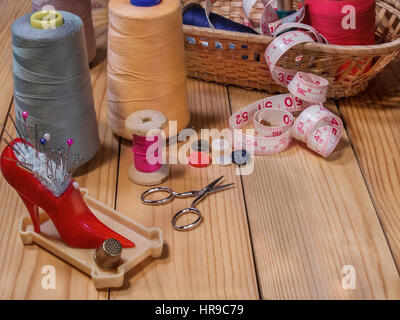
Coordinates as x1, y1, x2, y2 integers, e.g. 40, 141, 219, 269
277, 0, 294, 11
107, 0, 190, 140
125, 110, 169, 186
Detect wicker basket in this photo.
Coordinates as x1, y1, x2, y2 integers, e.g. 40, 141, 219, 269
182, 0, 400, 98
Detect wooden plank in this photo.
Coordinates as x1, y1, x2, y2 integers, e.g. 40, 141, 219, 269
111, 79, 259, 299
338, 62, 400, 270
0, 0, 32, 124
0, 60, 117, 299
228, 86, 400, 299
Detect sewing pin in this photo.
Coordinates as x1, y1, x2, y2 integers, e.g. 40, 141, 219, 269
62, 153, 79, 185
58, 147, 65, 177
45, 158, 53, 181
46, 171, 59, 189
43, 133, 51, 142
52, 148, 58, 170
15, 161, 45, 183
40, 136, 53, 178
41, 141, 50, 173
7, 112, 28, 151
1, 157, 32, 168
64, 138, 74, 172
1, 138, 26, 159
16, 163, 36, 175
21, 111, 34, 145
47, 148, 56, 179
40, 137, 47, 150
44, 154, 59, 188
1, 124, 24, 154
34, 124, 39, 158
66, 154, 81, 180
40, 133, 51, 157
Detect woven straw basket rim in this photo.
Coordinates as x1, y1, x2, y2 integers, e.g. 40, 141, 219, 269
183, 0, 400, 55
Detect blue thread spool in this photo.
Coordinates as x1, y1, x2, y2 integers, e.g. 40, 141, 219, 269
130, 0, 161, 6
183, 3, 258, 35
276, 9, 298, 34
277, 10, 297, 19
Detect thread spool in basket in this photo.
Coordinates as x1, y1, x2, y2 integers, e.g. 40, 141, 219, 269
304, 0, 376, 81
12, 10, 100, 169
278, 0, 294, 11
107, 0, 190, 140
125, 110, 169, 186
304, 0, 375, 45
182, 2, 258, 34
32, 0, 97, 63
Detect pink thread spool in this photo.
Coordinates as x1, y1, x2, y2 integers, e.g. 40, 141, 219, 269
125, 110, 169, 186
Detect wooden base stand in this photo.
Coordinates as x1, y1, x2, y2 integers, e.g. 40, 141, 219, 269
128, 164, 169, 186
18, 188, 163, 289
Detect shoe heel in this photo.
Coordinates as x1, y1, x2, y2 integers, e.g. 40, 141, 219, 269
18, 193, 40, 233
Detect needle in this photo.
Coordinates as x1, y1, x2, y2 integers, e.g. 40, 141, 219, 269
7, 112, 29, 151
1, 124, 24, 154
1, 157, 32, 167
34, 124, 39, 159
1, 137, 26, 160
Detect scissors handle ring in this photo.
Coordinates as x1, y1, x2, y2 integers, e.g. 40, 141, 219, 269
141, 187, 174, 205
171, 207, 202, 231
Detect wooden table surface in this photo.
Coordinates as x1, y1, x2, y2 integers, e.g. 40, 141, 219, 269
1, 0, 400, 300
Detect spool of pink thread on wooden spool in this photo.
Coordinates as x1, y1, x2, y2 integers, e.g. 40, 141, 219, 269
32, 0, 97, 63
125, 110, 169, 186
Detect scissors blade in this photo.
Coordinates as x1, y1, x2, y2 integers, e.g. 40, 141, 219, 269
209, 183, 235, 193
200, 175, 224, 194
193, 176, 224, 203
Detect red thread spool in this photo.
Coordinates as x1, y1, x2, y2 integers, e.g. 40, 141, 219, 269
304, 0, 376, 81
125, 110, 169, 186
304, 0, 375, 45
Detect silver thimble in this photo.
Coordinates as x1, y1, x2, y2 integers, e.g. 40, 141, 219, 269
94, 238, 122, 269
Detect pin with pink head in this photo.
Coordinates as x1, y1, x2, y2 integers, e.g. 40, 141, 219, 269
22, 111, 29, 121
65, 138, 74, 165
22, 111, 29, 128
66, 138, 74, 152
21, 111, 33, 143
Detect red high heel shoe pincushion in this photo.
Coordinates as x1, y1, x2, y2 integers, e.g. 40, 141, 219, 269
0, 118, 135, 249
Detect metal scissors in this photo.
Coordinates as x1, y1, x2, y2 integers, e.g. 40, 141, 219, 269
140, 176, 234, 231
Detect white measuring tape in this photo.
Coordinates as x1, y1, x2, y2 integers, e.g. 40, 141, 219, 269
229, 27, 342, 157
199, 0, 342, 157
229, 95, 342, 157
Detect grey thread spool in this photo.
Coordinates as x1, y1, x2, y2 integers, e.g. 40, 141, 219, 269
12, 10, 100, 170
32, 0, 97, 64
